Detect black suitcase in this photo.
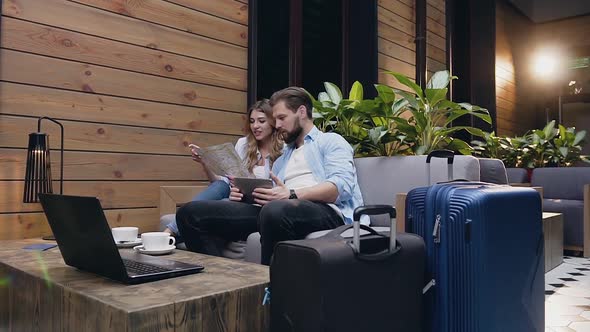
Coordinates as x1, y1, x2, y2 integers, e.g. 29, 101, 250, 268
270, 205, 426, 332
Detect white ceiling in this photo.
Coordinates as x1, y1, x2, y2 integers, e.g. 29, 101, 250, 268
508, 0, 590, 23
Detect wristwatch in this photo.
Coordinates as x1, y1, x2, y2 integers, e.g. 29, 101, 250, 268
289, 189, 298, 199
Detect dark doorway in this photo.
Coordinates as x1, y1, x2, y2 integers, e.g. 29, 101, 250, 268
248, 0, 378, 103
447, 0, 496, 135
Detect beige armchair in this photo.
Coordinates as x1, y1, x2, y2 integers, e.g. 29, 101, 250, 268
159, 185, 208, 217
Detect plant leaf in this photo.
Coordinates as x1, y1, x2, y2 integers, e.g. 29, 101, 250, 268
324, 82, 342, 104
318, 92, 331, 103
392, 98, 409, 115
349, 81, 363, 101
394, 89, 421, 110
426, 70, 451, 89
385, 71, 424, 99
425, 88, 448, 107
374, 84, 396, 104
543, 120, 556, 139
446, 138, 473, 154
559, 147, 568, 157
574, 130, 586, 146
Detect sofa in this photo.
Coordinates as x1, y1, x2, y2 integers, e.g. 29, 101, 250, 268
244, 155, 491, 263
531, 167, 590, 256
160, 155, 509, 264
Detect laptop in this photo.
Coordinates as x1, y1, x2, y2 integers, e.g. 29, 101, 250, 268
38, 194, 204, 284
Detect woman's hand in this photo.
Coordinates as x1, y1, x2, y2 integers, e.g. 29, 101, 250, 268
188, 144, 203, 164
229, 186, 243, 202
226, 175, 235, 186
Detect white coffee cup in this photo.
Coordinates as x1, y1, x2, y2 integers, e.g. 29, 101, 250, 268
141, 232, 175, 251
112, 227, 138, 243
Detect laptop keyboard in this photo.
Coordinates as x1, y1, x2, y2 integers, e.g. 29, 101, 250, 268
122, 259, 172, 274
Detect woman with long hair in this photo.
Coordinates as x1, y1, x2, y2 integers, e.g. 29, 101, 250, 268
163, 99, 283, 238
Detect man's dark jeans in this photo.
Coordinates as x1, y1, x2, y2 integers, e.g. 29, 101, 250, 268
176, 199, 344, 265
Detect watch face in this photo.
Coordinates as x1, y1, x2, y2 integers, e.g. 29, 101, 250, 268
289, 189, 297, 199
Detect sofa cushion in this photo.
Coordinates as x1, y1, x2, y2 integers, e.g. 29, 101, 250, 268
531, 167, 590, 200
478, 158, 508, 184
506, 168, 528, 184
544, 199, 584, 247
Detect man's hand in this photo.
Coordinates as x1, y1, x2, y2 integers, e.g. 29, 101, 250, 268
252, 172, 290, 205
229, 186, 244, 202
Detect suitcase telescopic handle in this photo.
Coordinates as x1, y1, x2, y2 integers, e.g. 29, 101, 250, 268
352, 205, 396, 258
426, 149, 455, 164
426, 149, 455, 184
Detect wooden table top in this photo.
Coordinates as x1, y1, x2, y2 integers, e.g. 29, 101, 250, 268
0, 239, 269, 313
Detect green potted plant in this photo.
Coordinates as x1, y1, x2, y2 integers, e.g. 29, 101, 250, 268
384, 70, 492, 155
548, 122, 589, 166
472, 120, 590, 182
312, 70, 492, 156
312, 81, 411, 156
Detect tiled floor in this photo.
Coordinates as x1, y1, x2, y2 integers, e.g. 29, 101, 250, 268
546, 257, 590, 331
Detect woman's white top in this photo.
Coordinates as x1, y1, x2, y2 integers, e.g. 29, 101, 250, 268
233, 137, 271, 180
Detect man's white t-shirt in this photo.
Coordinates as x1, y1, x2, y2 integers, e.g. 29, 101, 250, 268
283, 145, 343, 219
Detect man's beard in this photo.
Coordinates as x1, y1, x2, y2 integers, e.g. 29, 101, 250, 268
282, 118, 303, 145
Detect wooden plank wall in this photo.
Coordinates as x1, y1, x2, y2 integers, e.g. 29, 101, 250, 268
495, 0, 537, 136
377, 0, 447, 90
0, 0, 249, 239
537, 15, 590, 52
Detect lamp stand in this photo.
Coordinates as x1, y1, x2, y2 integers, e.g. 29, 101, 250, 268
23, 116, 64, 241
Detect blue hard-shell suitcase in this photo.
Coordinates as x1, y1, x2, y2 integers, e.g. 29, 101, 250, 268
405, 150, 544, 332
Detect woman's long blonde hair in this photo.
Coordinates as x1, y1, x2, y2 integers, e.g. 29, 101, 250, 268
244, 99, 283, 173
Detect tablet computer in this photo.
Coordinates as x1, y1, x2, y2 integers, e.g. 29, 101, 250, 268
233, 178, 273, 204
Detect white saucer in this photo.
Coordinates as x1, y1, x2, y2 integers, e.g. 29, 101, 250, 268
115, 238, 142, 248
133, 245, 175, 255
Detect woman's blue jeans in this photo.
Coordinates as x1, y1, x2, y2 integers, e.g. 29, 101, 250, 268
166, 180, 230, 238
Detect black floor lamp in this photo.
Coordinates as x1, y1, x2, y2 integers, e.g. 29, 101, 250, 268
23, 116, 64, 240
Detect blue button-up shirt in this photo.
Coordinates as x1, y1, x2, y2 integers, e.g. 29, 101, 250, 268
272, 126, 365, 224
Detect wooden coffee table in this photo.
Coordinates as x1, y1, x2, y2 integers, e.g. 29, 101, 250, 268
0, 239, 269, 331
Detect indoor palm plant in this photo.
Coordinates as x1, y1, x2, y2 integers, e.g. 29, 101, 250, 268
312, 70, 492, 156
385, 70, 491, 155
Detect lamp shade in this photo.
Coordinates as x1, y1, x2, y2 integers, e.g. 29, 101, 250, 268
23, 133, 53, 203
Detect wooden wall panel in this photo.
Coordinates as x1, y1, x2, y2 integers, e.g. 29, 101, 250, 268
0, 0, 248, 239
2, 17, 246, 90
0, 208, 160, 240
495, 1, 537, 136
1, 181, 202, 213
71, 0, 248, 47
425, 0, 446, 76
0, 115, 239, 155
537, 15, 590, 51
0, 149, 207, 181
1, 49, 246, 112
2, 0, 247, 68
0, 83, 246, 136
165, 0, 248, 25
378, 0, 447, 89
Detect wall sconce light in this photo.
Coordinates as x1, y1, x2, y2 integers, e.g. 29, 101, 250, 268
23, 117, 64, 203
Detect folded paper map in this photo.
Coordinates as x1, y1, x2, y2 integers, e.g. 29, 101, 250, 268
199, 142, 253, 178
